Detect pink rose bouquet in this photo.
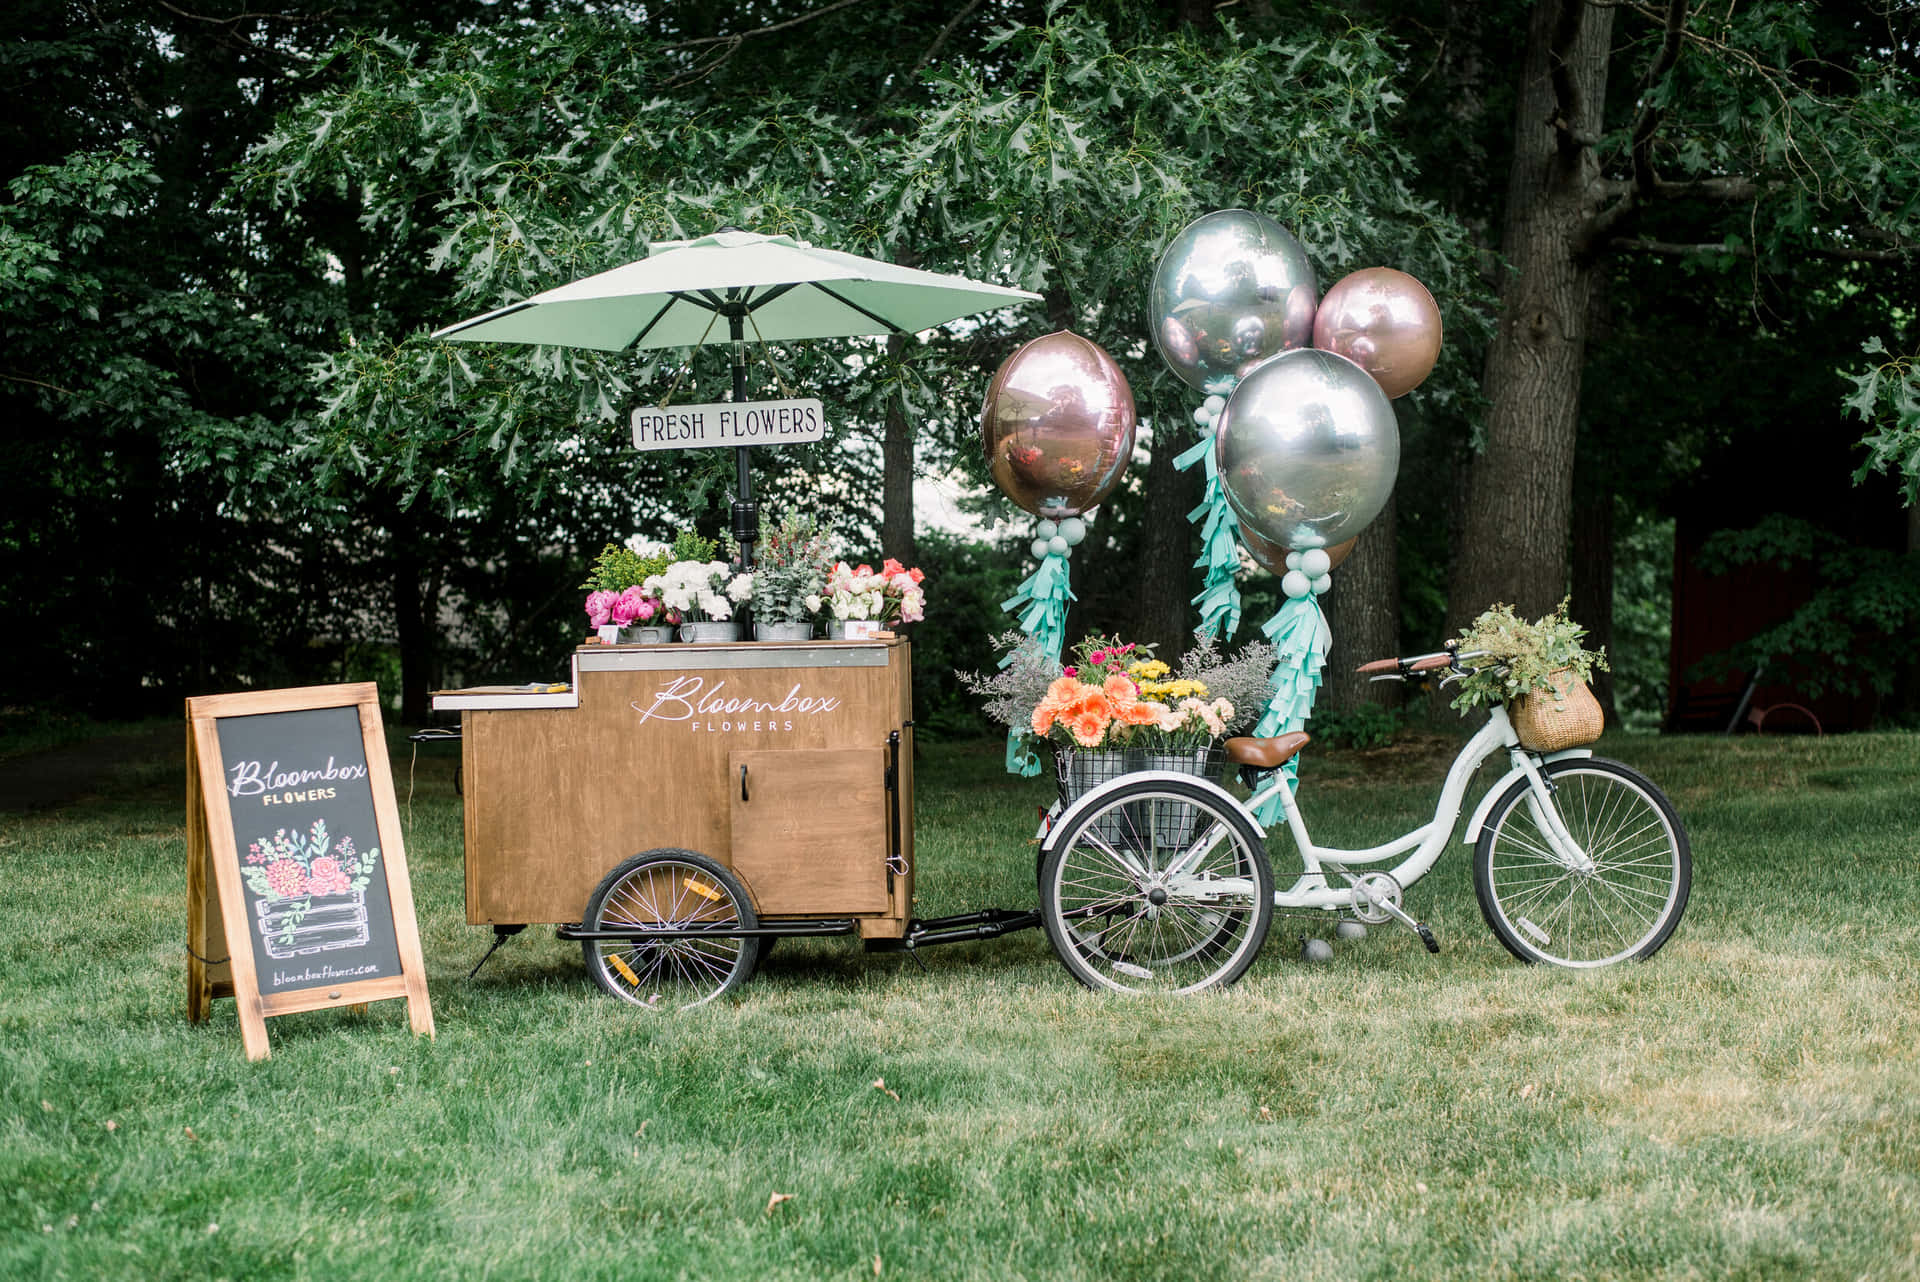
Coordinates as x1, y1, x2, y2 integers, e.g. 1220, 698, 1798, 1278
827, 558, 928, 623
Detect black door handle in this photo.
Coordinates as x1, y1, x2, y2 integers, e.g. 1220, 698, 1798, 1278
740, 763, 749, 802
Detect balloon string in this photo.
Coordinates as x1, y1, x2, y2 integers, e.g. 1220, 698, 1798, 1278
657, 308, 723, 408
1248, 593, 1329, 822
998, 550, 1076, 777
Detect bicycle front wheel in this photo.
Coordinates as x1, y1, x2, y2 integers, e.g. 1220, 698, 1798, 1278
1474, 758, 1691, 967
1039, 778, 1273, 994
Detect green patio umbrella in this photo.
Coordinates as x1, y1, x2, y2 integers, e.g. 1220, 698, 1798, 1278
434, 230, 1040, 561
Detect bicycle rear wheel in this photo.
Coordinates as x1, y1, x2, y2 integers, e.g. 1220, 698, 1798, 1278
1473, 758, 1690, 967
1039, 778, 1272, 993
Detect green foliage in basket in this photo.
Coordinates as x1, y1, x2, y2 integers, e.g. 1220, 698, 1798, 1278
580, 542, 671, 593
1446, 598, 1608, 712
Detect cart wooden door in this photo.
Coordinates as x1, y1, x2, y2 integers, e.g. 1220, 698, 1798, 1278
728, 747, 890, 914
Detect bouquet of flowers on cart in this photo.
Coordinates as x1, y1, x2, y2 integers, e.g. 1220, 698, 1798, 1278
741, 509, 837, 627
581, 540, 678, 631
623, 530, 751, 623
963, 632, 1274, 759
825, 557, 927, 624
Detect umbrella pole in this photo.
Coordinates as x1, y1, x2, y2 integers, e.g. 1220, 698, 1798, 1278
728, 317, 758, 570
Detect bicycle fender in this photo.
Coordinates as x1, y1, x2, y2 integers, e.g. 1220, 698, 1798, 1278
1461, 748, 1594, 845
1043, 770, 1261, 854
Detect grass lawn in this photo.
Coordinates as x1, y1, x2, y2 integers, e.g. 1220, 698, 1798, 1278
3, 722, 1917, 1280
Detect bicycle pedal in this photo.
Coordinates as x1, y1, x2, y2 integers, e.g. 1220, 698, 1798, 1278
1416, 922, 1439, 954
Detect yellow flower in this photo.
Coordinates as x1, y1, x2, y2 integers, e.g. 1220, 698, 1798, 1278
1140, 678, 1208, 700
1127, 660, 1170, 680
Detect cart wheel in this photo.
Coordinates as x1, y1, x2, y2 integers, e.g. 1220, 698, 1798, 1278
581, 849, 760, 1010
1039, 778, 1272, 994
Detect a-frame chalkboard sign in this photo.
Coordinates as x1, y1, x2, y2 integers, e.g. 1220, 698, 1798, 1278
186, 682, 433, 1060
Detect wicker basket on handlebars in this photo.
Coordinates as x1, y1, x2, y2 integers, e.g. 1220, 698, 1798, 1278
1509, 668, 1604, 752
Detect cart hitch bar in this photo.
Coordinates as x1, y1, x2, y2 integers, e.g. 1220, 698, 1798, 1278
888, 908, 1043, 950
556, 919, 860, 943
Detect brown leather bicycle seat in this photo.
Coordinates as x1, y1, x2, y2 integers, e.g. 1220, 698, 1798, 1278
1223, 731, 1311, 769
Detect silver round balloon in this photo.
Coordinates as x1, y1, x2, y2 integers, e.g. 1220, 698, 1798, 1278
1215, 348, 1399, 550
1149, 209, 1320, 391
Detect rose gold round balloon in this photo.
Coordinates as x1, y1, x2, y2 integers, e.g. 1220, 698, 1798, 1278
1311, 268, 1443, 399
981, 331, 1136, 518
1240, 524, 1356, 576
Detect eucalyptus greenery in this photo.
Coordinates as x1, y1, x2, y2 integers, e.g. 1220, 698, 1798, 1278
1447, 599, 1608, 713
740, 508, 834, 625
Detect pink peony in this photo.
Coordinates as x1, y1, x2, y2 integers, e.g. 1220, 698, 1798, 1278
264, 859, 308, 900
608, 586, 643, 626
584, 590, 618, 627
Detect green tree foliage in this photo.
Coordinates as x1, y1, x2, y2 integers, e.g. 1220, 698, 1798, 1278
1850, 337, 1920, 505
245, 3, 1486, 678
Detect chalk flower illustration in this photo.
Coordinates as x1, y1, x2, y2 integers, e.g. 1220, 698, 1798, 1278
241, 819, 380, 946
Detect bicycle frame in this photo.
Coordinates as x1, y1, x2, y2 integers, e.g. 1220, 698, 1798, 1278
1045, 705, 1597, 916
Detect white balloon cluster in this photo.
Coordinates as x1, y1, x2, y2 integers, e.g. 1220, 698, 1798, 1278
1029, 516, 1089, 560
1190, 393, 1230, 435
1279, 545, 1334, 601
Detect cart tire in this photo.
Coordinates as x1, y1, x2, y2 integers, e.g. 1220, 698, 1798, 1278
581, 849, 760, 1010
1039, 778, 1273, 994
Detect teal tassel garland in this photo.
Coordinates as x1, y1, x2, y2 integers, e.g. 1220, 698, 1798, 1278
999, 550, 1076, 777
1247, 595, 1330, 823
1176, 435, 1243, 641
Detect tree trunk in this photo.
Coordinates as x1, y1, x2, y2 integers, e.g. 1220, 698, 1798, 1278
881, 333, 916, 565
393, 527, 436, 725
1137, 422, 1196, 660
1321, 495, 1401, 713
1448, 0, 1614, 627
1569, 480, 1615, 720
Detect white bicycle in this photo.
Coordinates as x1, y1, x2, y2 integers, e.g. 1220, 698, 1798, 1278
1036, 646, 1693, 993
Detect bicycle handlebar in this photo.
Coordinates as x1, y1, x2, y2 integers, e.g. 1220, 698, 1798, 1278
1362, 646, 1504, 684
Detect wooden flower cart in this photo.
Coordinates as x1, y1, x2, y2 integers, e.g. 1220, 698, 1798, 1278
431, 637, 1039, 1008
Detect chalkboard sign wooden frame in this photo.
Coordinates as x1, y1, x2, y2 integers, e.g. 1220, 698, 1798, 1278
186, 682, 433, 1060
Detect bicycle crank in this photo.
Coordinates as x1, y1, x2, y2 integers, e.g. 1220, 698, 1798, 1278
1348, 873, 1440, 954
